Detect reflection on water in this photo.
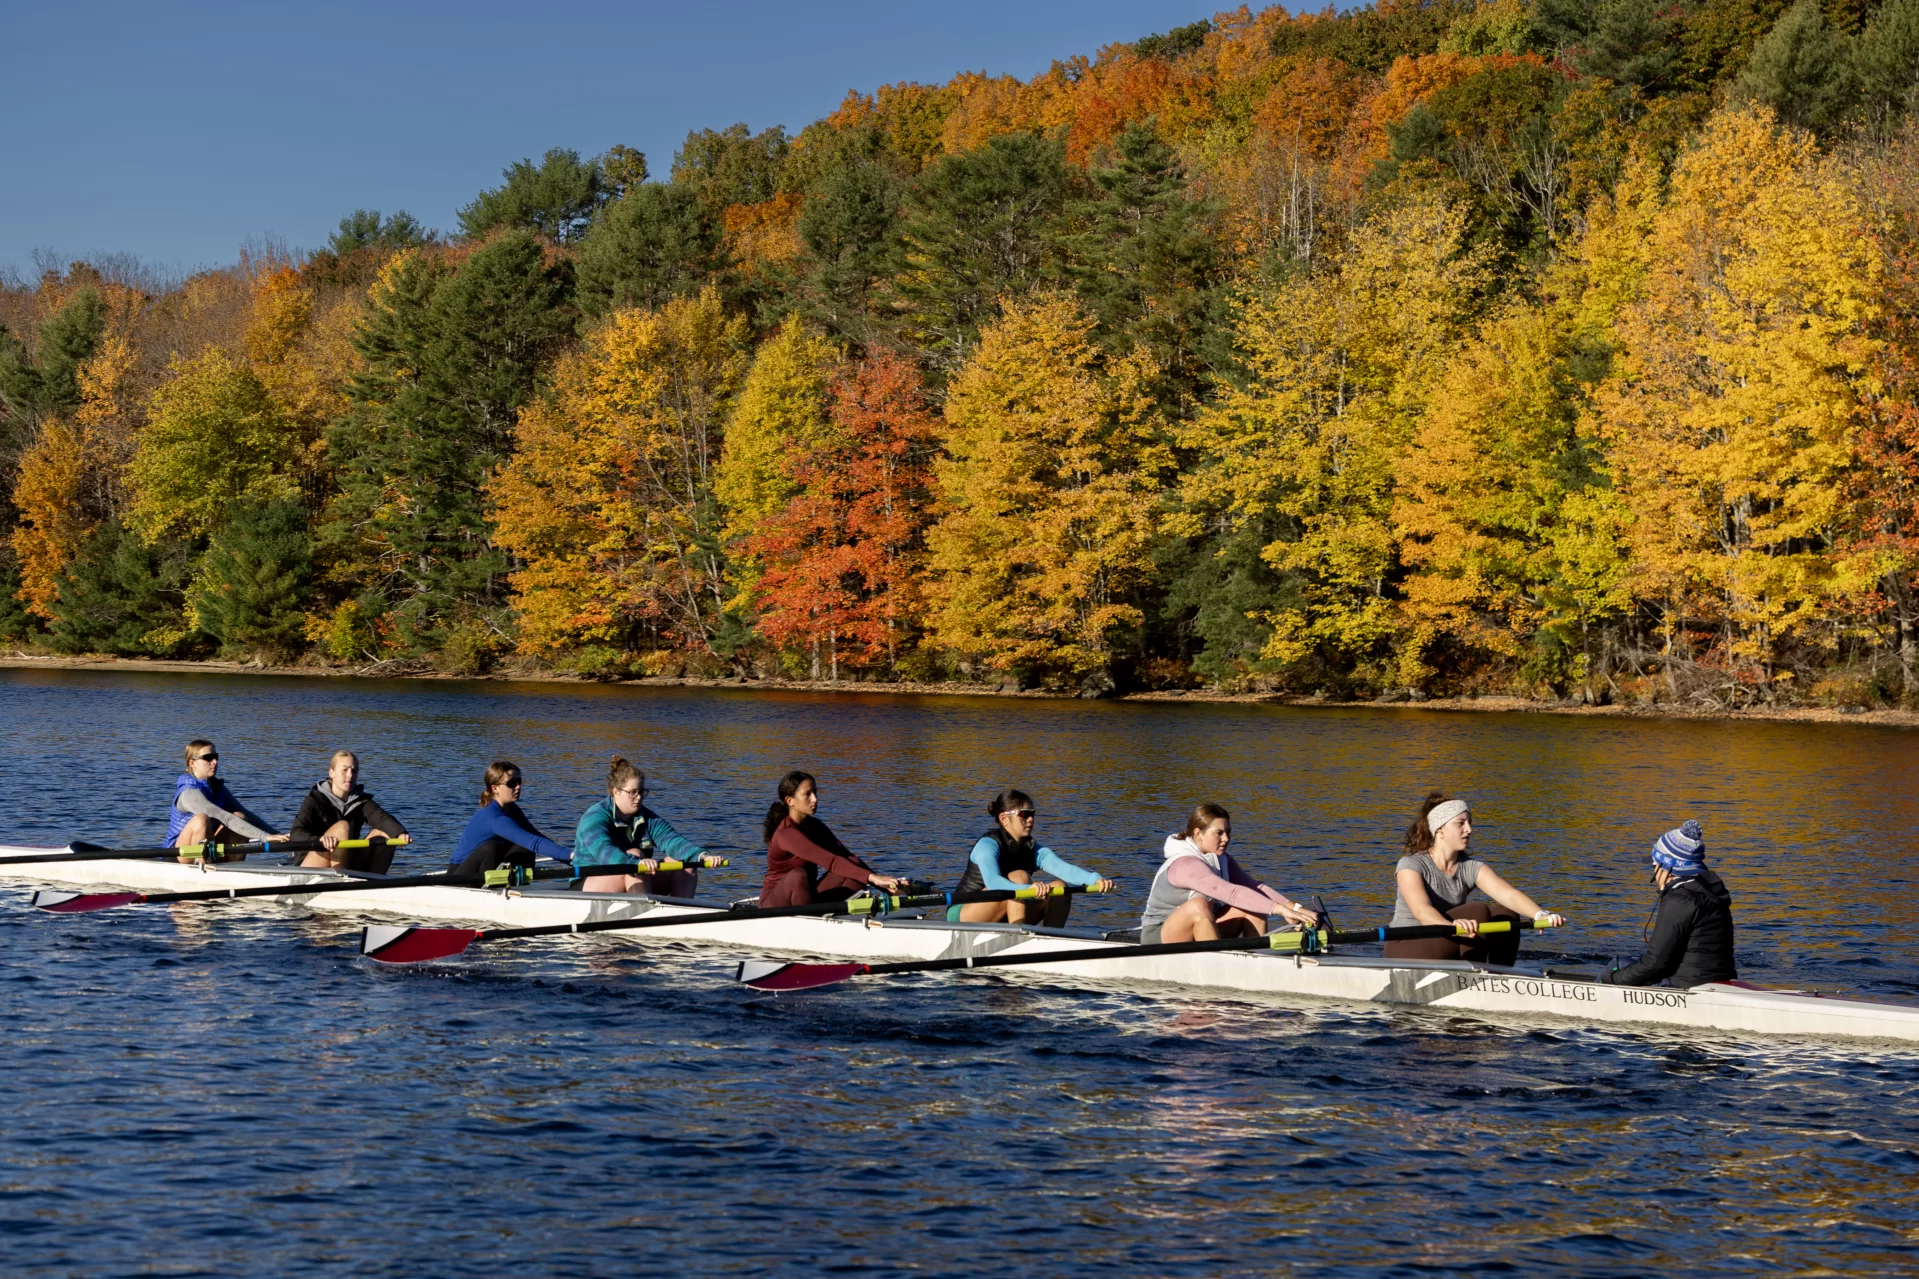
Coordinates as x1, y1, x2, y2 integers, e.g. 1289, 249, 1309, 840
1, 670, 1917, 1276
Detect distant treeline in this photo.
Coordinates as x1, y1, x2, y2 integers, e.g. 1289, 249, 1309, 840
4, 0, 1919, 708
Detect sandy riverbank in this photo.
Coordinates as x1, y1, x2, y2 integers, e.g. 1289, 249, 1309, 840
3, 652, 1912, 730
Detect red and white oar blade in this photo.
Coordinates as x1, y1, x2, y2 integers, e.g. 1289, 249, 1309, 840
735, 960, 869, 991
33, 890, 142, 913
361, 925, 482, 964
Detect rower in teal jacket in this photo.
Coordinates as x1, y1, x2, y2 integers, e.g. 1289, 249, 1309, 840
575, 756, 711, 898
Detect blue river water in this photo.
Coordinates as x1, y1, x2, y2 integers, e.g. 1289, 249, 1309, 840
1, 668, 1916, 1277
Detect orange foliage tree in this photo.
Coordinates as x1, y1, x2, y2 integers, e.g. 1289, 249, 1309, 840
746, 351, 938, 678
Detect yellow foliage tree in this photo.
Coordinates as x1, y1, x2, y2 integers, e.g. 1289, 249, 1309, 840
1175, 192, 1494, 686
924, 293, 1171, 683
1595, 106, 1883, 689
126, 349, 301, 544
10, 331, 141, 619
491, 288, 749, 657
714, 319, 841, 606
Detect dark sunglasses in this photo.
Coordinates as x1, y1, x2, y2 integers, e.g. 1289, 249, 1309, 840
1010, 810, 1036, 820
194, 753, 218, 763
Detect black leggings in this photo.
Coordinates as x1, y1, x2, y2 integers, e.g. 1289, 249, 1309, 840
454, 837, 536, 877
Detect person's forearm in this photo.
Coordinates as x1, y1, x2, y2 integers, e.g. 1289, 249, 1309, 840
1167, 858, 1283, 916
1035, 848, 1100, 885
646, 817, 705, 863
178, 791, 273, 841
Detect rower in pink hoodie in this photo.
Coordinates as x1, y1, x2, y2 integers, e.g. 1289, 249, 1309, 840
1138, 802, 1320, 944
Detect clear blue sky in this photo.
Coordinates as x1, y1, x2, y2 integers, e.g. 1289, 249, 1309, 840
2, 0, 1221, 278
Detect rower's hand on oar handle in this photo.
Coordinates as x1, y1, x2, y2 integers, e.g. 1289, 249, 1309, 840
1273, 901, 1320, 928
1534, 911, 1566, 928
1452, 917, 1481, 938
868, 873, 907, 893
1089, 877, 1117, 895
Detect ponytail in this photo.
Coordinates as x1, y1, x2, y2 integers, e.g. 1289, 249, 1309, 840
763, 770, 816, 843
480, 760, 519, 807
1404, 791, 1448, 855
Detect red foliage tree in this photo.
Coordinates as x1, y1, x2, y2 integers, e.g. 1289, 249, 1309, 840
748, 351, 938, 678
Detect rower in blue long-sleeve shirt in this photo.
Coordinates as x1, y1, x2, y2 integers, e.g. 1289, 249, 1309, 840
451, 761, 571, 874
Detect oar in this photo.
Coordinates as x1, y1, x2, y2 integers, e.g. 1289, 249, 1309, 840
736, 918, 1560, 991
34, 855, 732, 913
0, 836, 410, 866
360, 882, 1105, 965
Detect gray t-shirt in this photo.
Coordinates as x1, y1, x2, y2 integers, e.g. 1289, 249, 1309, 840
1390, 853, 1486, 927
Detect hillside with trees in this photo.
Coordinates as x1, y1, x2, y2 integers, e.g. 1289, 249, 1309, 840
5, 0, 1919, 708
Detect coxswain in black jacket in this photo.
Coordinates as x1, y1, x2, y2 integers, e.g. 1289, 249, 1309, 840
1604, 868, 1736, 987
290, 753, 408, 873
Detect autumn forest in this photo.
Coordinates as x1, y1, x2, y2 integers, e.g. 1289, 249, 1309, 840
4, 0, 1919, 708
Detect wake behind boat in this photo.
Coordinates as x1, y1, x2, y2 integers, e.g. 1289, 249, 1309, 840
6, 842, 1918, 1044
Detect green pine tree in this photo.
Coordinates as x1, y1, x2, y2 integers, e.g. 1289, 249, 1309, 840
321, 230, 574, 648
575, 183, 724, 315
890, 132, 1070, 372
48, 518, 191, 656
1736, 0, 1858, 131
191, 500, 313, 660
459, 148, 607, 243
1052, 120, 1228, 415
775, 142, 904, 345
1855, 0, 1919, 120
328, 209, 431, 255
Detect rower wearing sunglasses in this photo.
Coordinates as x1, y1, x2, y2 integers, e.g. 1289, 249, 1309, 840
573, 756, 713, 897
168, 739, 289, 862
948, 789, 1113, 928
450, 760, 572, 876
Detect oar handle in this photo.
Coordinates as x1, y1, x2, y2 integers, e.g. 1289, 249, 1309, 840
178, 834, 412, 863
572, 857, 728, 874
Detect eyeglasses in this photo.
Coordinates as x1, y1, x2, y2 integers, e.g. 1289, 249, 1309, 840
193, 754, 218, 763
614, 786, 646, 799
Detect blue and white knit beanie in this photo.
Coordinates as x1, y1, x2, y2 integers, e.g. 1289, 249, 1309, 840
1650, 820, 1706, 879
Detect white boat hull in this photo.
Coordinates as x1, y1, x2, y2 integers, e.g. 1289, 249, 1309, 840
7, 846, 1918, 1044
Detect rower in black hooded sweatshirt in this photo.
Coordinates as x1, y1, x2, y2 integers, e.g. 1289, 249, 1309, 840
1603, 819, 1737, 988
289, 749, 408, 873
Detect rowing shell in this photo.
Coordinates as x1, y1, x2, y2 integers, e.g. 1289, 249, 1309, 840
5, 845, 1918, 1044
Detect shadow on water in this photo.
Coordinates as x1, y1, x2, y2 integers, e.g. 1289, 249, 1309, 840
1, 670, 1917, 1276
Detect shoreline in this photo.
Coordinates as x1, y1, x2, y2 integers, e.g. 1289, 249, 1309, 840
4, 652, 1914, 730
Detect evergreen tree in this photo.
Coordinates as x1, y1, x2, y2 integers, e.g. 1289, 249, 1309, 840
0, 288, 107, 424
1736, 0, 1858, 132
327, 209, 430, 255
1053, 121, 1228, 416
1855, 0, 1919, 121
891, 132, 1071, 372
47, 518, 189, 656
576, 184, 724, 316
190, 500, 313, 660
783, 149, 903, 343
322, 232, 574, 646
459, 148, 606, 243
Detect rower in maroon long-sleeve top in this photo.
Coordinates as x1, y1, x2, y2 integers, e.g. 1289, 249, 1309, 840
759, 770, 905, 908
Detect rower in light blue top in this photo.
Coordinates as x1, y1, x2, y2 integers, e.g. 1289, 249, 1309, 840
575, 756, 711, 898
948, 788, 1111, 927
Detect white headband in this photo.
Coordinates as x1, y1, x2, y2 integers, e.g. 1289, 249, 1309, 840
1426, 799, 1470, 833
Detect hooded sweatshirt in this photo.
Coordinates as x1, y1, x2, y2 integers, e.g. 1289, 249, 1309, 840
290, 780, 407, 844
1139, 834, 1291, 932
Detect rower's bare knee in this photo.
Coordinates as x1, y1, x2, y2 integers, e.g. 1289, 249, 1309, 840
582, 874, 631, 894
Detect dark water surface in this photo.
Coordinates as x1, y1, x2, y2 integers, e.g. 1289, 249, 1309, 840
2, 669, 1917, 1277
